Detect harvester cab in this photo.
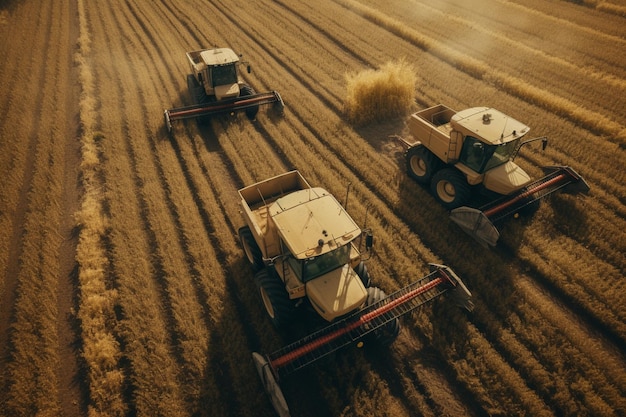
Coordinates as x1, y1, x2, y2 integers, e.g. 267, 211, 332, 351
190, 47, 247, 101
164, 47, 284, 132
401, 104, 590, 247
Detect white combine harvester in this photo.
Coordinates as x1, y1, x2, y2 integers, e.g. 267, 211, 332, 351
164, 47, 283, 132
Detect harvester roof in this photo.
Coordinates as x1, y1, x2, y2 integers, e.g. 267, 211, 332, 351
199, 48, 240, 67
452, 107, 530, 145
269, 188, 360, 259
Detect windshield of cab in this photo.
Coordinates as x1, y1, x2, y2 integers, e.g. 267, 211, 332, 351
288, 244, 351, 282
211, 64, 238, 87
460, 136, 520, 173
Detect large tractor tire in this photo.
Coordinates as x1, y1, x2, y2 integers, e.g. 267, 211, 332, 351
430, 168, 471, 210
187, 74, 212, 125
354, 261, 371, 288
364, 286, 400, 346
254, 268, 295, 330
187, 74, 208, 105
406, 145, 442, 184
240, 84, 259, 120
238, 226, 264, 272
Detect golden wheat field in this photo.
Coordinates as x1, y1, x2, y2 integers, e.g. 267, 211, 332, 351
1, 0, 625, 416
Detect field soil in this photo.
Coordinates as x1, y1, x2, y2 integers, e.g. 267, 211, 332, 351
1, 0, 625, 416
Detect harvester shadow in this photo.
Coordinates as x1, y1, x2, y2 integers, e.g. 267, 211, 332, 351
203, 256, 334, 417
546, 194, 590, 240
493, 193, 590, 254
351, 117, 407, 156
195, 112, 265, 153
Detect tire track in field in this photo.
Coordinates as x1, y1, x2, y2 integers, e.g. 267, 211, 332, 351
381, 0, 626, 123
90, 3, 190, 414
219, 2, 626, 410
276, 0, 624, 386
0, 1, 67, 414
49, 1, 84, 415
183, 6, 490, 412
194, 8, 478, 414
108, 0, 258, 409
167, 3, 438, 412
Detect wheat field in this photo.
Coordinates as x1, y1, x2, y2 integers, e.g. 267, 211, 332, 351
1, 0, 625, 416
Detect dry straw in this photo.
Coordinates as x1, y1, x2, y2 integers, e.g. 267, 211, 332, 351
345, 59, 417, 126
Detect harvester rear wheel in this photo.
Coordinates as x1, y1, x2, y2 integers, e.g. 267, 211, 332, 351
240, 84, 259, 120
238, 226, 264, 272
254, 268, 295, 330
406, 145, 441, 184
431, 168, 470, 210
364, 286, 400, 346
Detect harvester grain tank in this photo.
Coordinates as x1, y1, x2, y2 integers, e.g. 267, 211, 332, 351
164, 47, 284, 132
401, 104, 590, 247
237, 171, 474, 417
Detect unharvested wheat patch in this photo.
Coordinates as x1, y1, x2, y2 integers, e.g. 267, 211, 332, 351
345, 59, 417, 126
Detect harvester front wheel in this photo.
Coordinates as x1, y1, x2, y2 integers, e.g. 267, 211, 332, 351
431, 168, 470, 210
406, 145, 441, 184
187, 74, 212, 125
240, 84, 259, 120
254, 268, 295, 330
354, 261, 371, 288
238, 226, 264, 272
187, 74, 207, 105
364, 286, 400, 346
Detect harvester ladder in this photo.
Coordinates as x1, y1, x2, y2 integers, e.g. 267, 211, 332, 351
448, 133, 458, 159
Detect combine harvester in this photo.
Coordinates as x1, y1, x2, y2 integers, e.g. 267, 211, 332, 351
164, 47, 283, 132
400, 104, 590, 247
237, 171, 473, 417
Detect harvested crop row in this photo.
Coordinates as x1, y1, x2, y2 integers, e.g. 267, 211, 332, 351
0, 0, 80, 415
87, 2, 193, 414
1, 0, 619, 416
163, 1, 588, 414
162, 0, 624, 412
367, 0, 626, 124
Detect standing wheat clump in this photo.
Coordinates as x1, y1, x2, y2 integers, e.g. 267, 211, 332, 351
345, 59, 417, 125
